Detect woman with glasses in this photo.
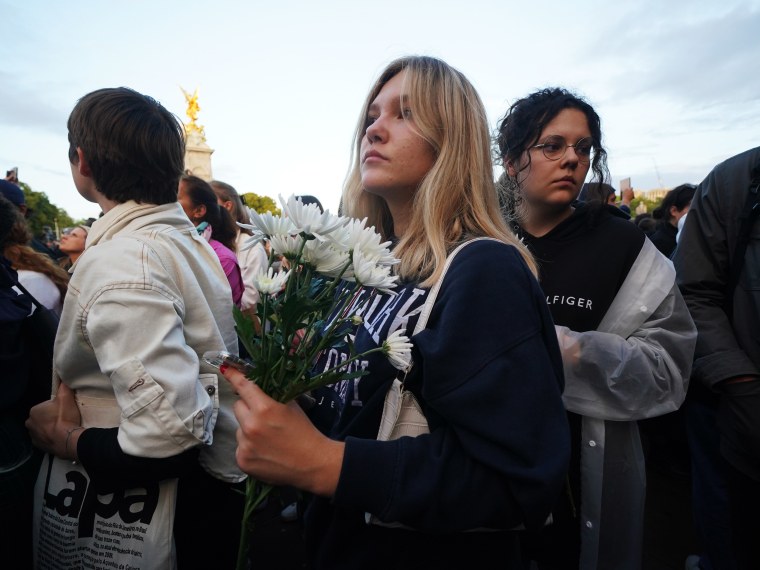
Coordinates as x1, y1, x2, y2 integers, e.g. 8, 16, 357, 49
496, 87, 697, 570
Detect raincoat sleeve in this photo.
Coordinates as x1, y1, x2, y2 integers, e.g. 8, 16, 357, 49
558, 239, 697, 421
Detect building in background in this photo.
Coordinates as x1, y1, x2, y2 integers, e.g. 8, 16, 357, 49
181, 87, 214, 181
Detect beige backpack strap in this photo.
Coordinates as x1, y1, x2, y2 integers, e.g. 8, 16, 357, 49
412, 237, 498, 335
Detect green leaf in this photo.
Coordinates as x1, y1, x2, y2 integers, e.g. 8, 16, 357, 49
233, 307, 258, 366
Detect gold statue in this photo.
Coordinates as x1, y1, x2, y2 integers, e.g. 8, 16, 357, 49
181, 87, 205, 137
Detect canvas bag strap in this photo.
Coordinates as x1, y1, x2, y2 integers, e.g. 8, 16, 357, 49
412, 237, 498, 336
0, 261, 47, 313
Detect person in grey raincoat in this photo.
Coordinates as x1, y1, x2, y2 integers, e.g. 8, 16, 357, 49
496, 87, 697, 569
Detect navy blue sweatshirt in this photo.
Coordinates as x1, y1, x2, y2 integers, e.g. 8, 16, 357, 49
303, 239, 571, 569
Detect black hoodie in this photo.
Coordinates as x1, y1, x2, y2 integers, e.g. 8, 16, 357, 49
513, 203, 645, 333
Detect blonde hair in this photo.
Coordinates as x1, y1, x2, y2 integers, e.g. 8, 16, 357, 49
342, 56, 536, 286
58, 225, 90, 269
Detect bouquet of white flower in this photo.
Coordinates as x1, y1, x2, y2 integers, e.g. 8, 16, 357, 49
229, 195, 413, 570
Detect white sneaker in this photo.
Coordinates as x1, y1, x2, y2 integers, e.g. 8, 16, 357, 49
280, 502, 298, 522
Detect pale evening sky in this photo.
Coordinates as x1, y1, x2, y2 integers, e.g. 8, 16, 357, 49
1, 0, 759, 221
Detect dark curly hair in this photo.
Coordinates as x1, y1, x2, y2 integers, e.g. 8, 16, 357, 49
494, 87, 609, 186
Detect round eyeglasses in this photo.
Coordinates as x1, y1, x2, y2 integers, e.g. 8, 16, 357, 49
530, 136, 594, 163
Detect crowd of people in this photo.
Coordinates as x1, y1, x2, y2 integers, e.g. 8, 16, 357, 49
1, 54, 758, 570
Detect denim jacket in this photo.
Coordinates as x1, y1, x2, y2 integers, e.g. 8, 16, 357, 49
55, 201, 244, 482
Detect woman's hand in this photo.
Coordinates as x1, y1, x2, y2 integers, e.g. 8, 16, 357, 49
25, 382, 83, 460
555, 325, 582, 366
222, 366, 344, 497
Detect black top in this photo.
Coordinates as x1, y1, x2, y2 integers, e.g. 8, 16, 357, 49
514, 203, 645, 333
649, 222, 678, 258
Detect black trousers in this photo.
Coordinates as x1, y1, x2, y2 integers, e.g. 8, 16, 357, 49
726, 462, 760, 570
174, 461, 246, 569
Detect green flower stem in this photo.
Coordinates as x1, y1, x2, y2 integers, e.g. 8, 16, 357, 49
269, 238, 313, 395
285, 279, 363, 389
283, 237, 309, 298
311, 258, 354, 305
236, 478, 273, 570
259, 294, 273, 387
281, 345, 385, 402
287, 286, 358, 383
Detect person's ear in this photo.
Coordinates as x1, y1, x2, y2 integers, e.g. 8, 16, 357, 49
76, 148, 93, 178
505, 159, 517, 178
193, 204, 207, 221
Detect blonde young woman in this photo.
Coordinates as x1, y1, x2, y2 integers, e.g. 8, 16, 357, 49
57, 225, 89, 271
222, 56, 571, 569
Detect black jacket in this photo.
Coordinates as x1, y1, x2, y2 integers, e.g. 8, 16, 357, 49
649, 222, 678, 258
673, 146, 760, 479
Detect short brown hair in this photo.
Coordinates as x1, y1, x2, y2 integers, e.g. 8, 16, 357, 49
68, 87, 185, 205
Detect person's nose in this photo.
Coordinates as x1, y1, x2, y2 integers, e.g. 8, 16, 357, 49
560, 145, 580, 167
365, 114, 387, 144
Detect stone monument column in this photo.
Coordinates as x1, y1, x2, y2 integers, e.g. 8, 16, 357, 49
181, 87, 214, 181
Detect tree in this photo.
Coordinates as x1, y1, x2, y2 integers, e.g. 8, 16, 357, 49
241, 192, 280, 215
19, 182, 76, 238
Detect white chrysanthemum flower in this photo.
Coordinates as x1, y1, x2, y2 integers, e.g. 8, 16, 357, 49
254, 267, 290, 296
301, 240, 350, 275
382, 329, 413, 371
329, 217, 398, 267
279, 194, 347, 240
241, 209, 295, 238
325, 216, 365, 249
269, 234, 305, 259
237, 230, 266, 251
348, 250, 399, 294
